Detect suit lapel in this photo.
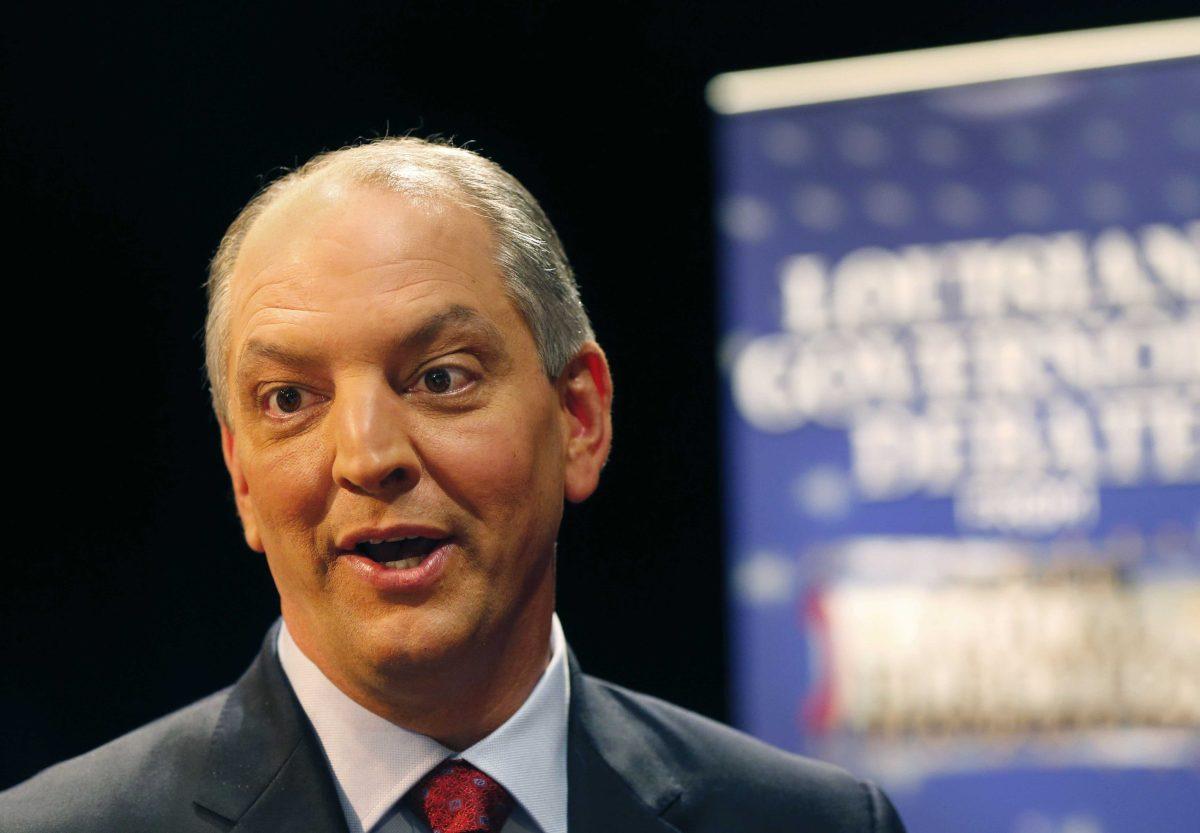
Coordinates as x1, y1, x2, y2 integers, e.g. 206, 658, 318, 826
229, 738, 348, 833
566, 651, 682, 833
193, 621, 348, 833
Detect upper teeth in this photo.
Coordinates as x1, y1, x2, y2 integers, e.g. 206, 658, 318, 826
366, 536, 422, 545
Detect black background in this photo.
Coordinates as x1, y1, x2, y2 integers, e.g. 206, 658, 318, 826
2, 0, 1194, 788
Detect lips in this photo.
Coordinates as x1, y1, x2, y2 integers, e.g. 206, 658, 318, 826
338, 531, 455, 593
336, 525, 454, 573
356, 536, 447, 568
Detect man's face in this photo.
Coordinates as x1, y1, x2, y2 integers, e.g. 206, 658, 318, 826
220, 174, 597, 685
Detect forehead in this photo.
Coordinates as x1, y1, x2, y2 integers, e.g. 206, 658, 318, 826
226, 174, 519, 357
234, 173, 497, 299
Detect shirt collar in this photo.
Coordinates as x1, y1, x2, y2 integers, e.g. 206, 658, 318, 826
277, 615, 570, 833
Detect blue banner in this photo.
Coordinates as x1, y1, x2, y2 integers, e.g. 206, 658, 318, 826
715, 43, 1200, 833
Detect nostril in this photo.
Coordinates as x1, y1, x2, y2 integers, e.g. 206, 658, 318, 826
380, 467, 409, 488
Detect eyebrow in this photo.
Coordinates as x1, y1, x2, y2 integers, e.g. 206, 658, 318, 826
235, 304, 508, 384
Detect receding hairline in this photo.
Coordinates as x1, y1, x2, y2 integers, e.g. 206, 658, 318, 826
230, 168, 496, 289
240, 159, 484, 252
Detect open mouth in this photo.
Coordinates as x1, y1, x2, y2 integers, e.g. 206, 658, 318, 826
354, 536, 448, 570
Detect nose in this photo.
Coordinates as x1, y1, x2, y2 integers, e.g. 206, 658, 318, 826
330, 378, 420, 496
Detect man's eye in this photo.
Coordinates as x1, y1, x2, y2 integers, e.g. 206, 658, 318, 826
416, 366, 473, 395
264, 386, 313, 416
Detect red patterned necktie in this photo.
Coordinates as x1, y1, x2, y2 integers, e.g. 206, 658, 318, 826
407, 760, 515, 833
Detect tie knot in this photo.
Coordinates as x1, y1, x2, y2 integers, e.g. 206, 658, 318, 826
408, 760, 514, 833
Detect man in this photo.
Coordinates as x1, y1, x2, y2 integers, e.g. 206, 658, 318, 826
2, 138, 906, 833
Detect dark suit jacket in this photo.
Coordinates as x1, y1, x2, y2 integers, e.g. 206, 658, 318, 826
2, 623, 905, 833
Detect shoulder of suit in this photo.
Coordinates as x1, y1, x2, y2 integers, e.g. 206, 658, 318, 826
579, 673, 902, 832
0, 686, 232, 833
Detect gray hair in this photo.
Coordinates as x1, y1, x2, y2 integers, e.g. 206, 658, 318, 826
204, 136, 594, 424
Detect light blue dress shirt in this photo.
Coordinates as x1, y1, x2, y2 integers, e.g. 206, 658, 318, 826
277, 616, 570, 833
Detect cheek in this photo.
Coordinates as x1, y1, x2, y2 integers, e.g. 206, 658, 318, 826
420, 401, 564, 525
244, 437, 333, 553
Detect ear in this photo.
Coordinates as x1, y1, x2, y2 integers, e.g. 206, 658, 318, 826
558, 342, 613, 504
220, 421, 265, 553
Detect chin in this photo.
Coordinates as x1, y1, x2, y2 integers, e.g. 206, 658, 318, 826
356, 605, 479, 673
